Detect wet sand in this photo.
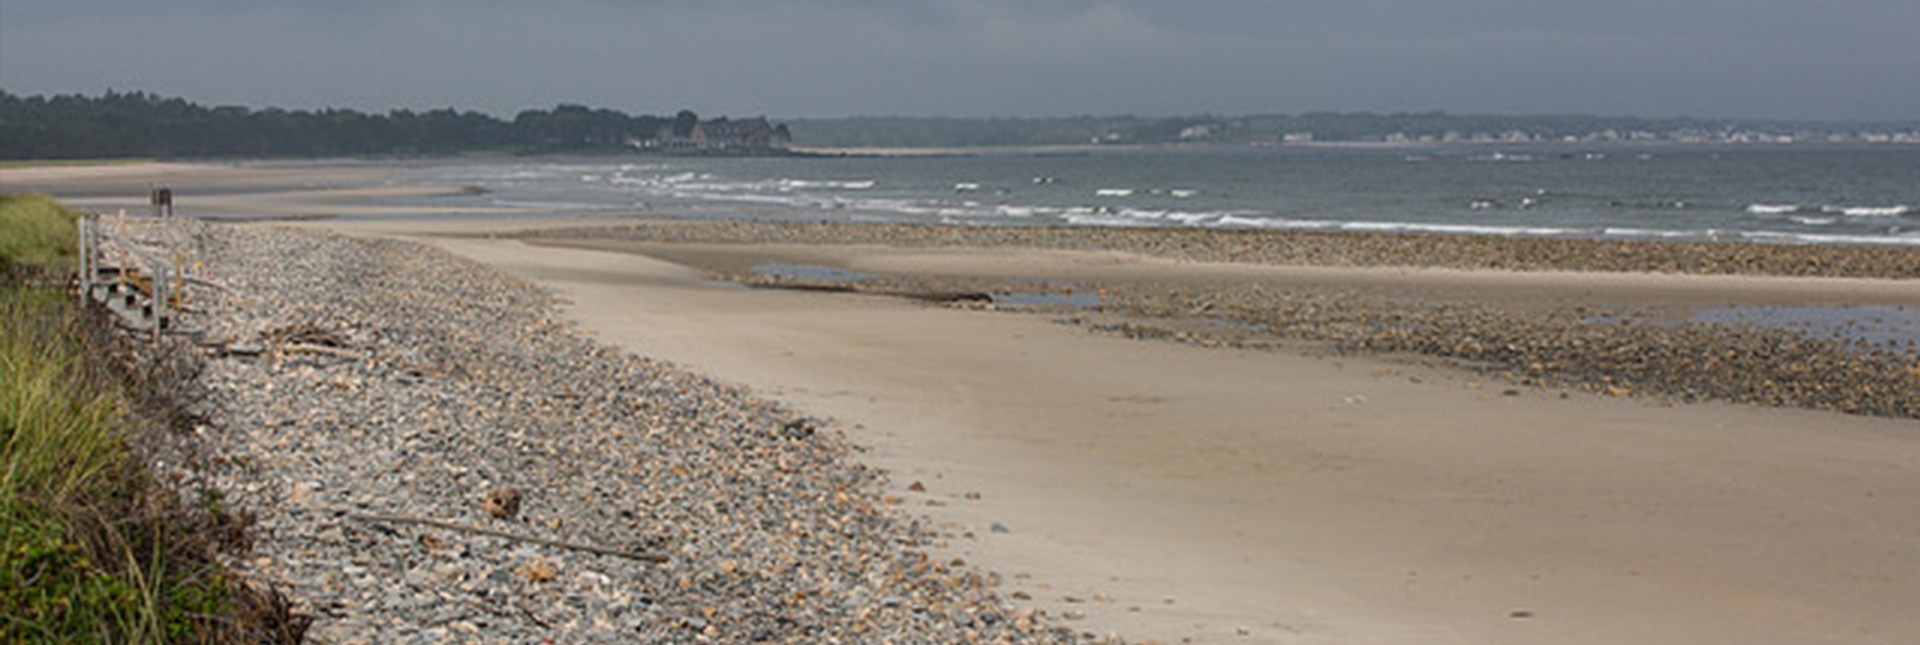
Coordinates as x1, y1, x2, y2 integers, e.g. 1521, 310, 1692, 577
13, 162, 1920, 644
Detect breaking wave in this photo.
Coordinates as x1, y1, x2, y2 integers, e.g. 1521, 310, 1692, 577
1746, 203, 1801, 215
1825, 205, 1911, 218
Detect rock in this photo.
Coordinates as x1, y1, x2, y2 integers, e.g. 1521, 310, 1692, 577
481, 485, 522, 520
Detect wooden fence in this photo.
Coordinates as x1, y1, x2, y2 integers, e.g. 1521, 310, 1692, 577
76, 210, 194, 342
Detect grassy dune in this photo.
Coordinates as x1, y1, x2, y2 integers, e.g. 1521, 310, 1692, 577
1, 195, 291, 643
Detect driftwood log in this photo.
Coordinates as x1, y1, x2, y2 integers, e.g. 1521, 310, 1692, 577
349, 512, 669, 564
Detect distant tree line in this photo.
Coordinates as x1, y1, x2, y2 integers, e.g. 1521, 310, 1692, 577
0, 90, 696, 159
7, 90, 1912, 159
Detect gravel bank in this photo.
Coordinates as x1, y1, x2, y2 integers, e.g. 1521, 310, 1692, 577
525, 220, 1920, 418
143, 220, 1106, 644
529, 220, 1920, 279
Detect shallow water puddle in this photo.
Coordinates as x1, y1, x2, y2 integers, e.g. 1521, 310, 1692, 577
1691, 305, 1920, 352
750, 263, 877, 283
990, 291, 1102, 309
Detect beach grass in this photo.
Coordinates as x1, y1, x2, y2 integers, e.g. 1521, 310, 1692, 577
0, 194, 282, 643
0, 194, 80, 280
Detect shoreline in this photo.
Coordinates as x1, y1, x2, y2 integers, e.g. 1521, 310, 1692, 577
523, 219, 1920, 280
16, 162, 1920, 643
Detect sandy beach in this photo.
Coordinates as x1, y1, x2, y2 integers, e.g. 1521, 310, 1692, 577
423, 234, 1919, 645
10, 162, 1919, 644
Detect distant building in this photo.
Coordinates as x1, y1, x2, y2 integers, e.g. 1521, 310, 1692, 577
635, 133, 699, 151
635, 115, 789, 155
692, 117, 775, 151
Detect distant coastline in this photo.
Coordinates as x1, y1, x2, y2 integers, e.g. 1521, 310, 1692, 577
784, 113, 1920, 150
791, 136, 1920, 159
6, 89, 1917, 162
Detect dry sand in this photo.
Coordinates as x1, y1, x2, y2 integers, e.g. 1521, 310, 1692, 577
1, 159, 533, 218
15, 163, 1920, 644
411, 236, 1920, 645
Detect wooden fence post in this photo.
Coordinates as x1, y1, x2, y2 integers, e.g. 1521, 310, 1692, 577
76, 214, 92, 306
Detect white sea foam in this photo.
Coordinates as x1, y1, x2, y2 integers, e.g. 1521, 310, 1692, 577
1067, 207, 1236, 227
1741, 230, 1920, 246
854, 198, 920, 213
1602, 227, 1721, 240
1215, 215, 1320, 229
1791, 216, 1839, 226
1207, 215, 1577, 237
1746, 203, 1801, 215
1164, 211, 1220, 225
1341, 221, 1576, 236
1830, 205, 1911, 217
1095, 188, 1135, 197
1063, 212, 1154, 227
779, 179, 876, 190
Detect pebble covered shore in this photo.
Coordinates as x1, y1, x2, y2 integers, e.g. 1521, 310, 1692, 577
145, 220, 1107, 644
529, 220, 1920, 418
533, 220, 1920, 279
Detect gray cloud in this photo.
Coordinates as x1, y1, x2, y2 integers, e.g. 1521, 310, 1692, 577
3, 0, 1915, 120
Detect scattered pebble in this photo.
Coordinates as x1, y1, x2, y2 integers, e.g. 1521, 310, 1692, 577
132, 220, 1108, 644
531, 221, 1920, 418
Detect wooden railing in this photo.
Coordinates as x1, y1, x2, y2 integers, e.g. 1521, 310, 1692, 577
76, 210, 193, 342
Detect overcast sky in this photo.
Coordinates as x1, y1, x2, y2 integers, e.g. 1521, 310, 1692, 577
3, 0, 1916, 121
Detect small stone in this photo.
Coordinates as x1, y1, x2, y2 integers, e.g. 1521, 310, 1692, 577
517, 560, 558, 583
481, 486, 522, 520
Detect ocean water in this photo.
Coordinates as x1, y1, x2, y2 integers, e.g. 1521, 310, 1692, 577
400, 145, 1920, 246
